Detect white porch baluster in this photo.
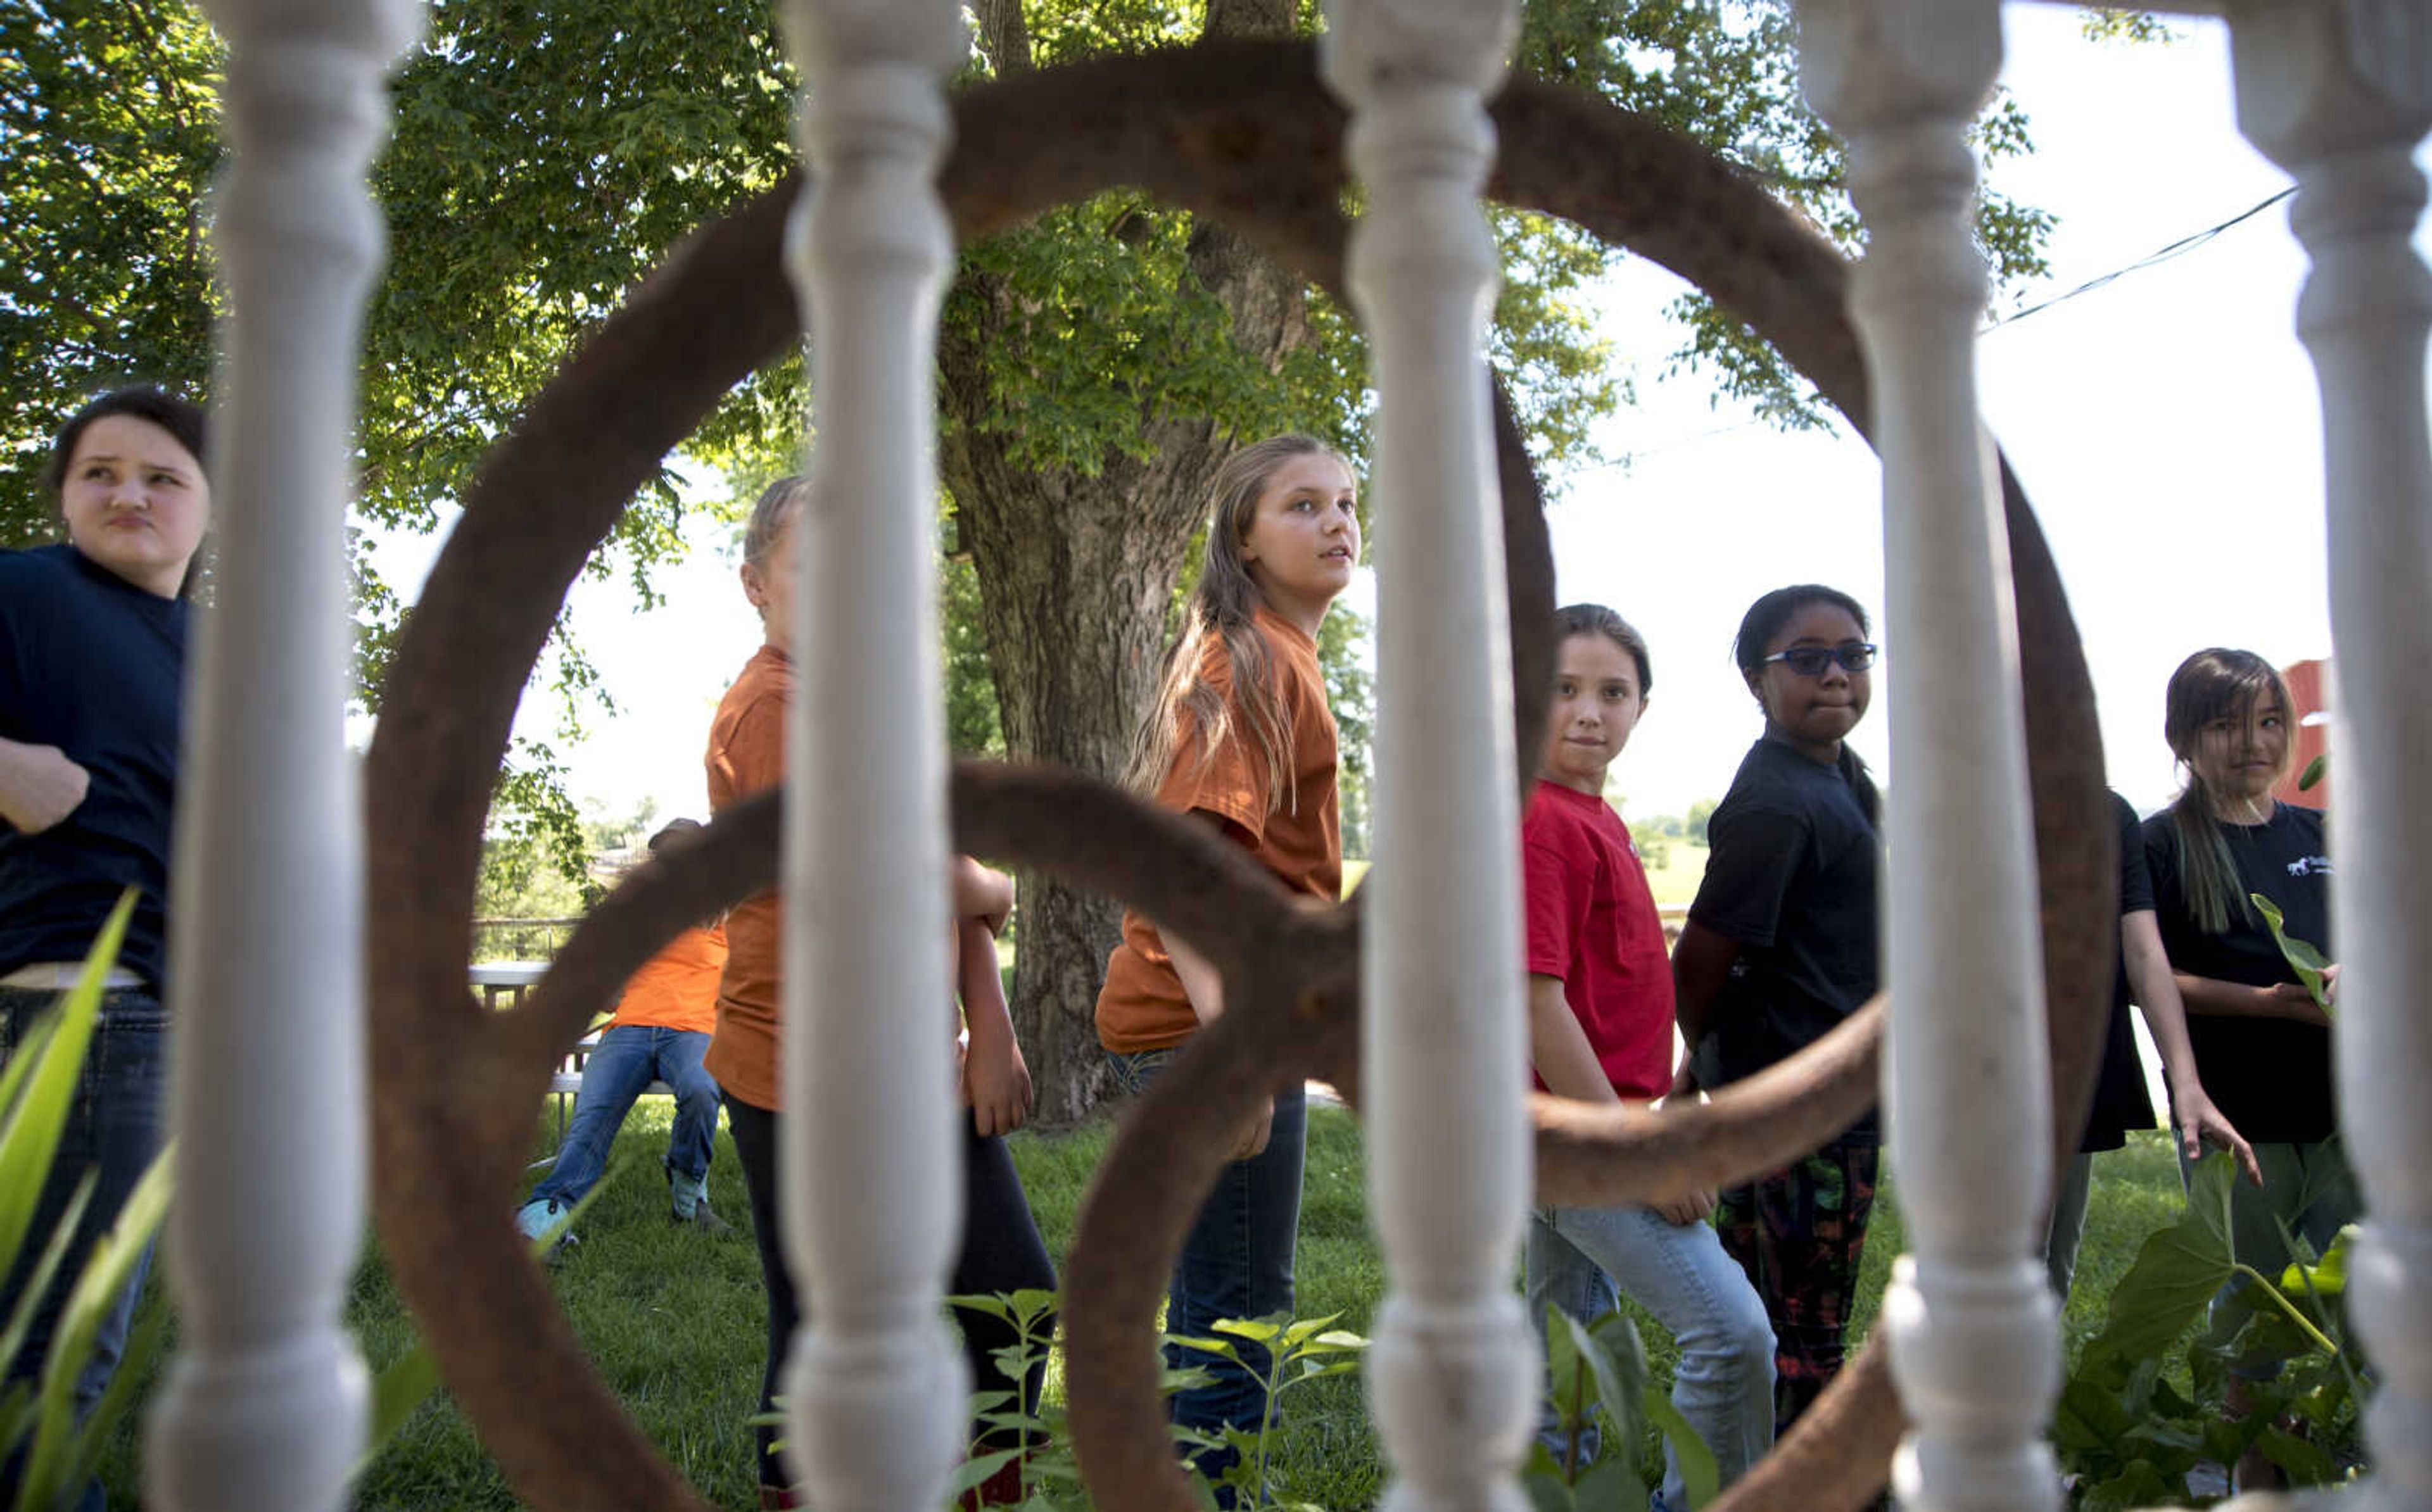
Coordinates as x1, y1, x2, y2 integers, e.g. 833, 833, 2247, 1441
2227, 6, 2432, 1509
773, 4, 971, 1507
1796, 4, 2058, 1509
148, 4, 421, 1510
1322, 5, 1536, 1509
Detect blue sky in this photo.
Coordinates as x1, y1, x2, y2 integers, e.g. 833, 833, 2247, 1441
372, 6, 2382, 831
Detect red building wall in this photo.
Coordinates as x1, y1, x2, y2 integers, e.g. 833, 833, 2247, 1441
2272, 657, 2331, 810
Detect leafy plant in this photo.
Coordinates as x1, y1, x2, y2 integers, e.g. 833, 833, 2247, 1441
0, 891, 174, 1512
0, 896, 450, 1504
2053, 1153, 2366, 1506
1171, 1312, 1369, 1511
1523, 1305, 1718, 1512
2249, 893, 2333, 1016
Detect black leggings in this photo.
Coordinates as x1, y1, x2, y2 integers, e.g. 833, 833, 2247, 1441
725, 1094, 1058, 1491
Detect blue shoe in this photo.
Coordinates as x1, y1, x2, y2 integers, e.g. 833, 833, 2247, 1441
516, 1197, 577, 1254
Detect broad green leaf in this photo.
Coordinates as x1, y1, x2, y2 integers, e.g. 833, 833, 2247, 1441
2081, 1152, 2238, 1370
1573, 1451, 1644, 1509
2252, 1426, 2339, 1485
944, 1447, 1023, 1500
2299, 753, 2327, 791
1562, 1311, 1646, 1457
1166, 1333, 1242, 1364
1642, 1385, 1720, 1509
62, 1288, 172, 1501
2281, 1224, 2356, 1299
1210, 1315, 1284, 1345
2248, 893, 2331, 1014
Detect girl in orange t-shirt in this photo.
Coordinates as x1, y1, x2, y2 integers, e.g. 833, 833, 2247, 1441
1092, 434, 1357, 1492
707, 475, 1052, 1508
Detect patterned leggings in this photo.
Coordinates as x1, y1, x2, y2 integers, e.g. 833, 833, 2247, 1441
1715, 1135, 1880, 1435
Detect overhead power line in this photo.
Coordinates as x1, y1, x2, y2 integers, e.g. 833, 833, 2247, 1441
1980, 185, 2296, 334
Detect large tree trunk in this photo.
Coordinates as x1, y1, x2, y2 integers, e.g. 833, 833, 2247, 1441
942, 0, 1303, 1127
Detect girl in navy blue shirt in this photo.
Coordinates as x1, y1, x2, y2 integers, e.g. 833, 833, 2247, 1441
0, 386, 210, 1511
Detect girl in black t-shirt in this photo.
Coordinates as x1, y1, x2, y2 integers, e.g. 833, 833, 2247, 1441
2145, 648, 2356, 1486
1672, 583, 1882, 1436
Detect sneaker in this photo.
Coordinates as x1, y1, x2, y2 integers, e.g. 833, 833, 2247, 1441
673, 1198, 735, 1237
516, 1197, 578, 1256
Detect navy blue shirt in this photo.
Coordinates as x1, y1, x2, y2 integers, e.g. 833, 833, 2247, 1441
2142, 801, 2334, 1144
0, 545, 188, 991
1688, 737, 1882, 1142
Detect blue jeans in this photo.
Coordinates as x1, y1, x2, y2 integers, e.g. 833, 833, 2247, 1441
1106, 1047, 1305, 1477
529, 1025, 723, 1211
0, 987, 171, 1512
1528, 1203, 1776, 1511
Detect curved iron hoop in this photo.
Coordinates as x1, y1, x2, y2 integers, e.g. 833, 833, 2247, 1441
362, 36, 2112, 1512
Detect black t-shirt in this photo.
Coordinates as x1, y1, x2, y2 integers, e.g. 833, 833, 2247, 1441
2079, 791, 2158, 1151
2140, 802, 2334, 1144
0, 545, 188, 990
1687, 737, 1881, 1142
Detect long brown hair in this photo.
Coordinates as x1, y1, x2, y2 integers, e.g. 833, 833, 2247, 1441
2163, 648, 2293, 935
1124, 434, 1347, 814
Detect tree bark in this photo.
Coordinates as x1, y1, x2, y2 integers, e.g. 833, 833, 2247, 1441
942, 0, 1308, 1126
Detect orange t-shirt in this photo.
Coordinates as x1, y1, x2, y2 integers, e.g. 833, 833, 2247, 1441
607, 923, 726, 1035
1095, 605, 1341, 1054
704, 644, 790, 1111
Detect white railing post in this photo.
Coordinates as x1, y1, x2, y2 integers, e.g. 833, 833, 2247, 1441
773, 3, 971, 1507
2227, 6, 2432, 1508
148, 3, 421, 1509
1796, 4, 2058, 1509
1321, 4, 1535, 1509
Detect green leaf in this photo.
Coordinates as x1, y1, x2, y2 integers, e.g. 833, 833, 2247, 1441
1573, 1451, 1643, 1510
0, 894, 137, 1277
944, 1446, 1023, 1500
2248, 893, 2332, 1014
2299, 753, 2327, 791
2080, 1152, 2239, 1370
22, 1136, 172, 1509
2252, 1426, 2338, 1485
1642, 1385, 1720, 1509
2281, 1224, 2356, 1299
357, 1340, 446, 1475
1562, 1311, 1646, 1459
1166, 1334, 1242, 1364
1210, 1315, 1284, 1345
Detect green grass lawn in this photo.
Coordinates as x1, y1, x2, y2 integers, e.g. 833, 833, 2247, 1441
90, 1105, 2199, 1509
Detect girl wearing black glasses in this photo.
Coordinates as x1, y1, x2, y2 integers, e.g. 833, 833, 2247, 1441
1670, 583, 1882, 1438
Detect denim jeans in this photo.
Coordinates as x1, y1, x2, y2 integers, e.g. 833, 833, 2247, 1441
1106, 1046, 1305, 1490
0, 987, 171, 1512
2042, 1149, 2098, 1301
528, 1024, 722, 1212
724, 1094, 1056, 1494
2179, 1135, 2363, 1378
1528, 1203, 1776, 1511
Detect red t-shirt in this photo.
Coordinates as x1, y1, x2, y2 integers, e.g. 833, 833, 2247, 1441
1522, 779, 1675, 1100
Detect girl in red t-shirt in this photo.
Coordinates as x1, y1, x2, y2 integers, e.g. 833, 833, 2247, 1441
1521, 604, 1775, 1509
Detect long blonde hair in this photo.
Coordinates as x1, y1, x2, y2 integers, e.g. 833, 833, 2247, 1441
2163, 648, 2293, 935
1124, 435, 1346, 815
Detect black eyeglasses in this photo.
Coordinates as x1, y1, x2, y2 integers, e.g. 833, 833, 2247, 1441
1763, 643, 1877, 677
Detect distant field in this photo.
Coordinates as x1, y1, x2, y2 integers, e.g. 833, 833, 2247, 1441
1340, 845, 1704, 906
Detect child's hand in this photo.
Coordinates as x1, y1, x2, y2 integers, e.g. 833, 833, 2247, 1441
1652, 1189, 1716, 1226
1228, 1095, 1275, 1162
2173, 1089, 2263, 1188
0, 743, 89, 834
962, 1028, 1033, 1138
